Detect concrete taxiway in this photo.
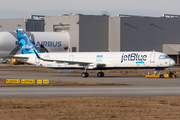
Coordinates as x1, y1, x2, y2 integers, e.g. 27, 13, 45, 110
0, 67, 180, 98
0, 86, 180, 98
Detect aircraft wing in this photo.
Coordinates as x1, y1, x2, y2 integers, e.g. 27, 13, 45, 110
34, 50, 106, 68
40, 58, 91, 64
39, 57, 106, 67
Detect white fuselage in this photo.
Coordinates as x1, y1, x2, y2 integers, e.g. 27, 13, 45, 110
15, 51, 175, 70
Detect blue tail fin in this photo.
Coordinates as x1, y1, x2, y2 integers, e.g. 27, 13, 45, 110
16, 29, 41, 54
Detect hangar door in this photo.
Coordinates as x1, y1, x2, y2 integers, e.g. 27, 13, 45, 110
53, 23, 70, 33
53, 23, 76, 52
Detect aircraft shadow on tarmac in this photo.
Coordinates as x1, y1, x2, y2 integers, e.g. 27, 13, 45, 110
53, 73, 180, 78
55, 73, 145, 78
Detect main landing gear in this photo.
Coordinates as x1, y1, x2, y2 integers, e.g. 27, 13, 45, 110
81, 68, 89, 78
81, 72, 89, 78
81, 69, 104, 78
97, 72, 104, 77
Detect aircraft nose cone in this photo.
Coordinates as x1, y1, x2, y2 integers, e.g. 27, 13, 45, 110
170, 59, 175, 66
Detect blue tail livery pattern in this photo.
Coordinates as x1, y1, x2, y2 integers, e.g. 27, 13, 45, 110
16, 29, 41, 54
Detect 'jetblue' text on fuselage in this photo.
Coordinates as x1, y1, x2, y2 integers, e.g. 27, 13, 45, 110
36, 41, 61, 47
121, 53, 147, 63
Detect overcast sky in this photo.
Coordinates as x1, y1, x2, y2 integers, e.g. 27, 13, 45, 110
0, 0, 180, 18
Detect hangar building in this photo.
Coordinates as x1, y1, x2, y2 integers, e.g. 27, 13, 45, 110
1, 14, 180, 63
0, 15, 44, 32
44, 14, 109, 52
43, 14, 180, 63
109, 14, 180, 64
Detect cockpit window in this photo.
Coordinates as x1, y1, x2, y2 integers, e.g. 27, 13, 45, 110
159, 55, 170, 59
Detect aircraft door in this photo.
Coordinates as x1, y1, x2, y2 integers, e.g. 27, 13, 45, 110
150, 53, 155, 63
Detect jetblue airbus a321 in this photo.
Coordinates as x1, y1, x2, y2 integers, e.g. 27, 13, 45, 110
14, 29, 175, 78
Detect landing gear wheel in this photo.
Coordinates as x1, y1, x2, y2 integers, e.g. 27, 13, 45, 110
81, 72, 86, 78
97, 72, 104, 77
97, 72, 101, 77
101, 72, 104, 77
85, 73, 89, 77
81, 72, 89, 78
159, 75, 164, 78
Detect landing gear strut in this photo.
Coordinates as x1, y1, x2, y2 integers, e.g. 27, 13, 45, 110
81, 68, 89, 78
97, 70, 104, 77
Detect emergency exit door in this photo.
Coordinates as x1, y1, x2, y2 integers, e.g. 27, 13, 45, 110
150, 53, 155, 63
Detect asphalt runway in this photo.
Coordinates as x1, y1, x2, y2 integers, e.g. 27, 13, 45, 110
0, 69, 180, 98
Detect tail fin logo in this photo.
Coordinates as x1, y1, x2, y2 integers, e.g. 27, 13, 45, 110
22, 45, 33, 49
16, 29, 41, 54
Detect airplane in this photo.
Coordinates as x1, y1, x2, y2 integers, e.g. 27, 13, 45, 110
14, 29, 175, 78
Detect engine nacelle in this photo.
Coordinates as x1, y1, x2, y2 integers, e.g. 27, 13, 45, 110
87, 63, 97, 69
